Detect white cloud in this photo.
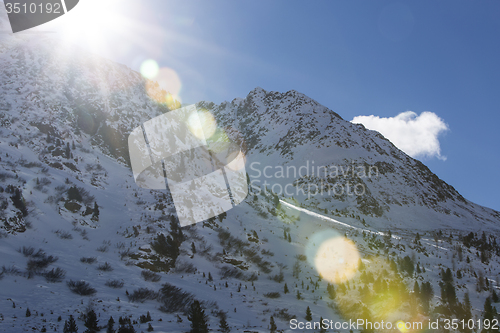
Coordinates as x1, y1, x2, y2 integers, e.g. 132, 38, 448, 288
351, 111, 449, 160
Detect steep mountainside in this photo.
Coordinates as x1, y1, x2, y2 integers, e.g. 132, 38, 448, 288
199, 88, 500, 232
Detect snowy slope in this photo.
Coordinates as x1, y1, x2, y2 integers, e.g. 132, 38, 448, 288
1, 5, 500, 332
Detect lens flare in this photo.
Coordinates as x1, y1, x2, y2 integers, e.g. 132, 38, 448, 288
144, 67, 183, 108
140, 59, 160, 79
397, 321, 409, 333
156, 67, 182, 97
187, 110, 217, 141
225, 151, 246, 171
329, 256, 426, 333
315, 237, 360, 283
306, 231, 360, 284
207, 129, 231, 154
164, 93, 182, 110
145, 80, 182, 109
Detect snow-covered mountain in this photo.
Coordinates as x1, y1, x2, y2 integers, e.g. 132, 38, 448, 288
1, 6, 500, 333
199, 88, 500, 232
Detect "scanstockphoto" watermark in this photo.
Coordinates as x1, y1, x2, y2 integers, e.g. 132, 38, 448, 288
249, 161, 378, 199
290, 318, 423, 331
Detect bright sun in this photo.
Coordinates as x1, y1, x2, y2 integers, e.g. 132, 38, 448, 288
45, 0, 149, 58
39, 1, 186, 105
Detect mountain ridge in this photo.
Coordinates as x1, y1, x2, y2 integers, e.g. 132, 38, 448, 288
197, 87, 500, 232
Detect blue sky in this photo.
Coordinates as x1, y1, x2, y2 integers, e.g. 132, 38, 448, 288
48, 0, 500, 210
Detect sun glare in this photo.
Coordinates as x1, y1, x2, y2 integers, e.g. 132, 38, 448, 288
315, 236, 360, 283
141, 59, 160, 79
45, 0, 155, 60
144, 65, 183, 106
187, 110, 217, 141
306, 230, 360, 284
225, 151, 246, 171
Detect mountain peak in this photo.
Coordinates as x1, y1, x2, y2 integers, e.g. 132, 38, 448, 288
249, 86, 267, 95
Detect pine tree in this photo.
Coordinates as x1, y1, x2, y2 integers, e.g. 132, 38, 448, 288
482, 298, 496, 333
284, 283, 289, 294
147, 323, 154, 332
208, 272, 213, 282
151, 233, 180, 261
273, 193, 279, 207
65, 142, 71, 159
218, 312, 230, 333
67, 186, 83, 202
414, 232, 421, 244
443, 268, 453, 283
287, 233, 292, 243
107, 316, 115, 333
218, 211, 227, 222
84, 309, 98, 333
26, 308, 31, 317
401, 255, 414, 276
305, 306, 312, 321
191, 242, 196, 254
293, 261, 301, 279
270, 316, 277, 333
187, 300, 209, 333
439, 267, 457, 305
327, 283, 336, 299
443, 281, 457, 305
169, 216, 185, 245
63, 315, 78, 333
117, 317, 135, 333
413, 281, 420, 295
92, 202, 99, 221
463, 292, 472, 321
11, 188, 28, 216
493, 289, 499, 303
483, 297, 495, 320
420, 281, 434, 314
